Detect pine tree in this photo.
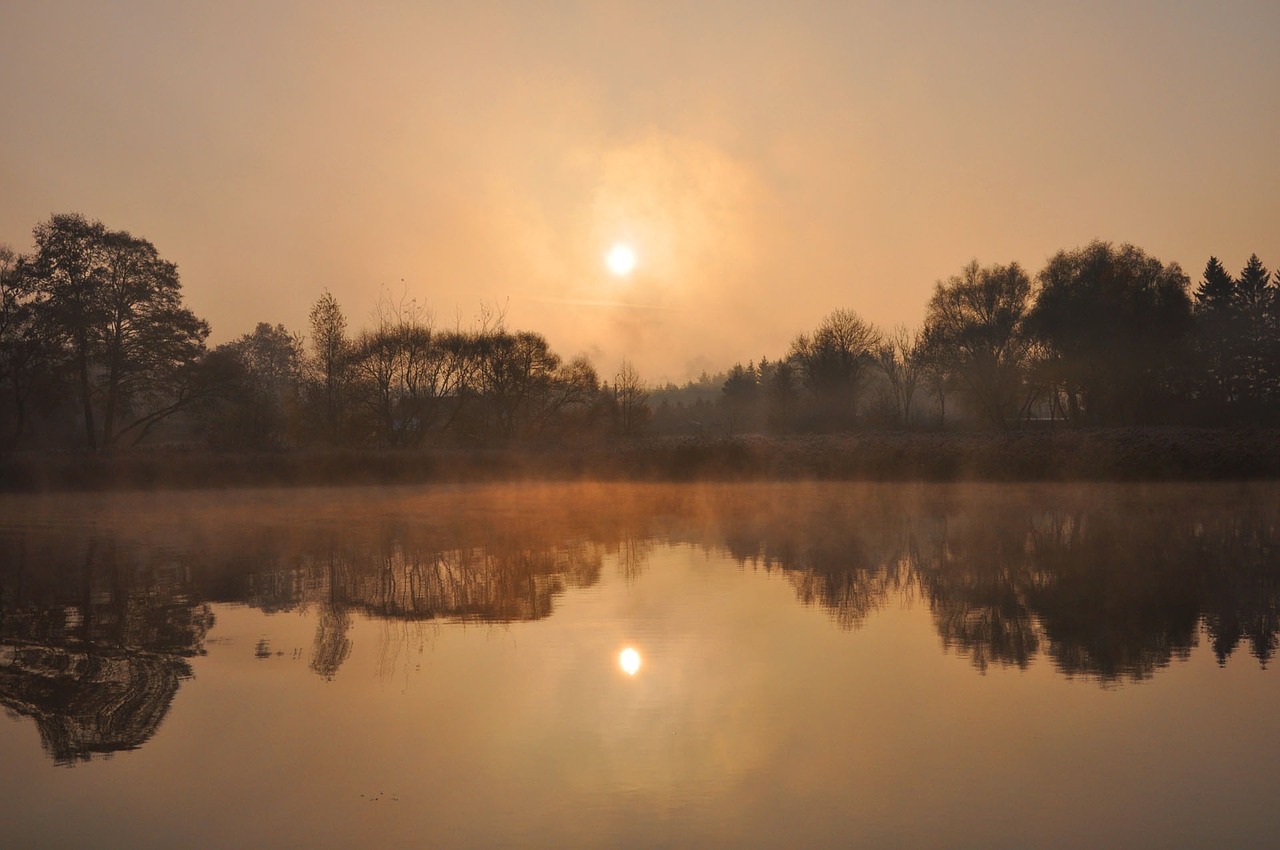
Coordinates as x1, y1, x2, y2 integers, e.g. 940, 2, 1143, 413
1237, 254, 1272, 309
1234, 255, 1276, 417
1194, 256, 1236, 310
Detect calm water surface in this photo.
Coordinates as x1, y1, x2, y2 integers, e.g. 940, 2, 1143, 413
1, 482, 1278, 849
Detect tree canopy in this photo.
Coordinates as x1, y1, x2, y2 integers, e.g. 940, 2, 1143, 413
15, 214, 209, 449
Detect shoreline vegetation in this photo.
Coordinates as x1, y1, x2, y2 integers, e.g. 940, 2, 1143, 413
4, 215, 1279, 479
4, 428, 1280, 492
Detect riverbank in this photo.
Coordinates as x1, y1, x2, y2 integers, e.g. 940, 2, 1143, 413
3, 428, 1279, 492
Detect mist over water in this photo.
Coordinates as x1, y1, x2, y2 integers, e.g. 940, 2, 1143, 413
2, 482, 1278, 847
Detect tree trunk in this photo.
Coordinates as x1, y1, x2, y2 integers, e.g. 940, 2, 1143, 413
77, 331, 97, 451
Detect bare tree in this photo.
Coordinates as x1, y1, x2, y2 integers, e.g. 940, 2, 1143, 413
613, 359, 650, 438
788, 308, 881, 428
874, 324, 924, 427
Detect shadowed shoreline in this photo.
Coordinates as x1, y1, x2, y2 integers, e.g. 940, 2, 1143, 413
3, 428, 1279, 492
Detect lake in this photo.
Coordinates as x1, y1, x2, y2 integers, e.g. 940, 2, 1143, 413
1, 482, 1278, 849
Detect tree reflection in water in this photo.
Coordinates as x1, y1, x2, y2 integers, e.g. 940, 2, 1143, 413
0, 535, 212, 765
714, 486, 1280, 683
2, 482, 1278, 764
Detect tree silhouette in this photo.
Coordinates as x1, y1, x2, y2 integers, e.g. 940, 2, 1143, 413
307, 290, 352, 444
350, 293, 454, 448
873, 324, 924, 427
922, 262, 1036, 428
1028, 241, 1193, 425
209, 322, 305, 449
1192, 257, 1243, 416
788, 308, 881, 429
1234, 254, 1275, 415
18, 214, 209, 449
612, 359, 650, 438
719, 361, 760, 435
470, 330, 599, 439
1194, 256, 1236, 308
0, 245, 56, 447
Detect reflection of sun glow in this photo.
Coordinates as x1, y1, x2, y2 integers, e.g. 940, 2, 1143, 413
605, 243, 637, 277
619, 647, 641, 676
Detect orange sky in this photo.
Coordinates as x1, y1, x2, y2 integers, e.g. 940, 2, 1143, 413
2, 1, 1278, 382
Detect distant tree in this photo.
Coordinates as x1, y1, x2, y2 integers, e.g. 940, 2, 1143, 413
915, 330, 959, 427
1194, 256, 1236, 309
0, 244, 53, 447
471, 330, 598, 439
18, 214, 210, 449
1190, 253, 1280, 422
752, 355, 793, 432
1192, 256, 1244, 417
1028, 241, 1193, 426
612, 359, 650, 438
761, 357, 800, 432
350, 293, 462, 448
1237, 253, 1273, 310
307, 290, 351, 444
874, 324, 925, 427
1234, 254, 1276, 413
788, 308, 881, 429
922, 262, 1037, 428
209, 323, 304, 449
645, 371, 725, 437
720, 361, 760, 435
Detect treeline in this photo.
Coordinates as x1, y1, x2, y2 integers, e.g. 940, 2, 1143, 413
1, 212, 1277, 454
0, 213, 649, 451
679, 244, 1279, 434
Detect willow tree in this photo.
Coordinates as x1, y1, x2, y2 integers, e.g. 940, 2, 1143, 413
1028, 242, 1193, 426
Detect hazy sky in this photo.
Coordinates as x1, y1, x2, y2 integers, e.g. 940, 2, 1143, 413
2, 1, 1278, 382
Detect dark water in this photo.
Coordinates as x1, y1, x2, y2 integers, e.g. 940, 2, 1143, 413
1, 482, 1278, 849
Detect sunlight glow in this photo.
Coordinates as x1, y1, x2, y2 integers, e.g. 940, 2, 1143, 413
605, 243, 637, 277
619, 646, 642, 676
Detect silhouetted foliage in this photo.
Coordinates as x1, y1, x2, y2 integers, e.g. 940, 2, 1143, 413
15, 214, 210, 449
873, 325, 924, 427
922, 262, 1037, 428
611, 359, 651, 438
3, 212, 1278, 453
349, 293, 468, 448
720, 361, 761, 435
1028, 241, 1194, 425
307, 290, 352, 444
0, 245, 58, 447
1195, 256, 1236, 309
788, 309, 881, 430
467, 329, 600, 440
208, 323, 305, 449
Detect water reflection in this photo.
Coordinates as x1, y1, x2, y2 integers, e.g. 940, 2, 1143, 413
0, 535, 212, 764
709, 486, 1280, 682
1, 482, 1278, 764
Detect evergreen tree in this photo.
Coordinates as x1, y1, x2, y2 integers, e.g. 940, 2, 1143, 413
1237, 254, 1272, 309
1194, 256, 1236, 309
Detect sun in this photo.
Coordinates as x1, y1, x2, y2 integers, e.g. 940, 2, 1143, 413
605, 243, 637, 277
619, 646, 641, 676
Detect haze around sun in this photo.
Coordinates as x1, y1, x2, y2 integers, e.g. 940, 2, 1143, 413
1, 2, 1278, 383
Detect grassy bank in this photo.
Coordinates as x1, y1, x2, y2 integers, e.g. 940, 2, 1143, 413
3, 428, 1280, 492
